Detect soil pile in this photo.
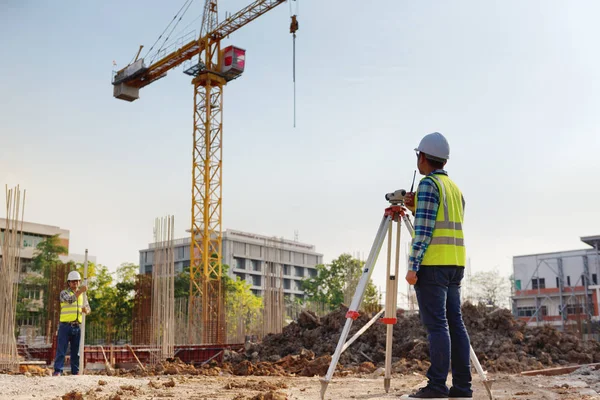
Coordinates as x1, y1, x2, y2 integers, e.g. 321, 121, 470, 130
247, 304, 600, 374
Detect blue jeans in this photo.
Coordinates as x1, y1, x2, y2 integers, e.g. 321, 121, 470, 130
414, 266, 472, 395
54, 323, 81, 375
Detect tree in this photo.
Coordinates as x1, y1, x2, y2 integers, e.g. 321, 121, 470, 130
225, 277, 262, 339
82, 263, 119, 343
362, 281, 382, 314
31, 234, 67, 274
17, 235, 69, 334
302, 253, 380, 312
470, 269, 511, 308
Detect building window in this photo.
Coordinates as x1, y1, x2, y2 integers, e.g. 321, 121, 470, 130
532, 278, 545, 290
517, 306, 547, 317
145, 265, 153, 274
294, 280, 303, 291
283, 265, 291, 276
567, 276, 571, 287
308, 268, 317, 278
593, 274, 598, 285
252, 275, 262, 287
251, 260, 261, 272
294, 266, 304, 277
234, 257, 245, 270
284, 279, 291, 290
177, 247, 185, 260
566, 304, 584, 315
556, 277, 560, 288
234, 272, 245, 282
251, 289, 261, 297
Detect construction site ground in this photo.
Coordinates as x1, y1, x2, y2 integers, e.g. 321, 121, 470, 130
2, 369, 600, 400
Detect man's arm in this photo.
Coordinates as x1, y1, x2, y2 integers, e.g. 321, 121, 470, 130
59, 289, 77, 304
408, 178, 440, 272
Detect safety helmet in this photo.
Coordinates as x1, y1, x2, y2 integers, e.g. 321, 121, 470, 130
67, 271, 81, 281
414, 132, 450, 160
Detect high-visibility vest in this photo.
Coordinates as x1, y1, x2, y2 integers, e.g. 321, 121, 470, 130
59, 289, 83, 323
416, 173, 466, 267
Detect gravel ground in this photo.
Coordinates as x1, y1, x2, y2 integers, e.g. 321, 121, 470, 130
1, 371, 600, 400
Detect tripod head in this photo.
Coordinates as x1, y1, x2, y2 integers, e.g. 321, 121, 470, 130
384, 189, 407, 205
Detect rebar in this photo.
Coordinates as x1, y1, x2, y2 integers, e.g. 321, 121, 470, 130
0, 185, 26, 371
150, 216, 175, 363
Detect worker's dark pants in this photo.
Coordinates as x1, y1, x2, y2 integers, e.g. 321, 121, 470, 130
54, 323, 81, 375
414, 266, 472, 396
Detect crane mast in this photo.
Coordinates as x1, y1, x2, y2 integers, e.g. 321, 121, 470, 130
112, 0, 287, 344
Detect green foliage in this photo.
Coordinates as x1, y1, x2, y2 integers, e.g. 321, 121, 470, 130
225, 276, 263, 338
362, 280, 382, 314
82, 263, 139, 344
31, 234, 67, 273
302, 253, 381, 312
17, 236, 69, 330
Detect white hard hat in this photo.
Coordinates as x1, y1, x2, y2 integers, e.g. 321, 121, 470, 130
414, 132, 450, 160
67, 271, 81, 281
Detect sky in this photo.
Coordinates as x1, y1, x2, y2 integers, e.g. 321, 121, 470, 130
1, 0, 600, 303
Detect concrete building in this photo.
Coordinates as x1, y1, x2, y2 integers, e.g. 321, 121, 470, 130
0, 218, 96, 270
139, 229, 323, 301
512, 235, 600, 330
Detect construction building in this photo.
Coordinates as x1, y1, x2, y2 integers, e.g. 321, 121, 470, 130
511, 235, 600, 333
139, 229, 322, 302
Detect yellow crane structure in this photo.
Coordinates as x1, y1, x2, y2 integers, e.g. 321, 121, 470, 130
112, 0, 293, 344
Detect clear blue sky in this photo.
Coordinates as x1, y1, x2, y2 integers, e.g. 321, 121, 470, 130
1, 1, 599, 299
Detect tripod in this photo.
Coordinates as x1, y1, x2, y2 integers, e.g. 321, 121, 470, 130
319, 191, 494, 400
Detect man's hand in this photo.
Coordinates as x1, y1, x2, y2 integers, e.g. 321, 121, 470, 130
76, 285, 88, 296
404, 192, 416, 214
82, 306, 91, 315
405, 270, 418, 285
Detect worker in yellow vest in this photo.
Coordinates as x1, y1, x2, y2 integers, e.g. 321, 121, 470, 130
52, 270, 90, 376
401, 132, 472, 400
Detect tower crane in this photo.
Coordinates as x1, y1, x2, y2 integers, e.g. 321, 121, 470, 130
112, 0, 292, 344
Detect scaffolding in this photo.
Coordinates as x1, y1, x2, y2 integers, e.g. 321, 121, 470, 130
512, 244, 600, 338
262, 236, 284, 337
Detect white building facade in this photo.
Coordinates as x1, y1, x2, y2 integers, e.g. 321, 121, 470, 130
139, 229, 323, 301
512, 235, 600, 330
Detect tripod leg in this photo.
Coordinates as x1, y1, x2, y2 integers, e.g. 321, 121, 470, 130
384, 220, 394, 392
320, 214, 392, 400
341, 308, 384, 353
470, 346, 495, 400
383, 217, 403, 392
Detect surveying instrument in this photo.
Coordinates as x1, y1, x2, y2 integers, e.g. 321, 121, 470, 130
319, 187, 495, 400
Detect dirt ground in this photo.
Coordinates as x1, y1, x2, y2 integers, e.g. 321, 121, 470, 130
1, 370, 600, 400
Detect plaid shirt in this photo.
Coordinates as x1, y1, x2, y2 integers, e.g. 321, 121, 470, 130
59, 289, 78, 304
408, 169, 465, 272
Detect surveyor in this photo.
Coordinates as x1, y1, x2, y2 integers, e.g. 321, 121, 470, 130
53, 270, 90, 376
402, 132, 472, 399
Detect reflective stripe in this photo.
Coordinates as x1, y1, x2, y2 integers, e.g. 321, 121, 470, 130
435, 221, 462, 230
430, 237, 465, 246
429, 175, 449, 221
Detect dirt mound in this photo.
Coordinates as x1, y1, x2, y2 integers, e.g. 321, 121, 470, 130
246, 305, 600, 374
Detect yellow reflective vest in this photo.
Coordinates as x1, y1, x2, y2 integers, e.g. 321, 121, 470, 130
416, 173, 466, 267
59, 289, 83, 323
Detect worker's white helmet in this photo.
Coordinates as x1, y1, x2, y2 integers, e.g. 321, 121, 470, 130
415, 132, 450, 160
67, 271, 81, 281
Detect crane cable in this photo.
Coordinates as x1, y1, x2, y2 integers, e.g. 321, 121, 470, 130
290, 0, 299, 128
144, 0, 196, 64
